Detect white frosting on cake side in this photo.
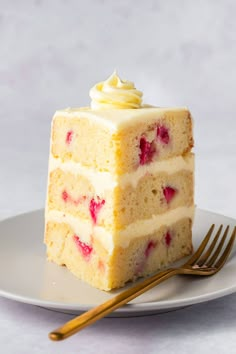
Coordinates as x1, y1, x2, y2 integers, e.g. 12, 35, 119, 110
48, 153, 194, 194
46, 205, 195, 253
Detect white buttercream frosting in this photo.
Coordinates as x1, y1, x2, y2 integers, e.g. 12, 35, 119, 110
46, 205, 195, 253
120, 153, 194, 189
117, 205, 195, 248
49, 153, 194, 194
53, 106, 190, 132
49, 156, 116, 194
89, 71, 143, 110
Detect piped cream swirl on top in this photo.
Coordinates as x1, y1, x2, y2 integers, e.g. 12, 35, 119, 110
89, 71, 143, 109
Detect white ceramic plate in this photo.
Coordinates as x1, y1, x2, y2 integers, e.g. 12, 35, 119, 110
0, 208, 235, 317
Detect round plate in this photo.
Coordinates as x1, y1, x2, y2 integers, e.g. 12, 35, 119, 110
0, 208, 235, 317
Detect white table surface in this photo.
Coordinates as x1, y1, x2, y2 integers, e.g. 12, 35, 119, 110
0, 292, 235, 354
1, 1, 236, 353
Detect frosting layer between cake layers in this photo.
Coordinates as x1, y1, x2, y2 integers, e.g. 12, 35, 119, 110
46, 205, 195, 253
48, 153, 194, 194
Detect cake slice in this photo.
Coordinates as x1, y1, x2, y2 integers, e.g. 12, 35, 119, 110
45, 72, 194, 290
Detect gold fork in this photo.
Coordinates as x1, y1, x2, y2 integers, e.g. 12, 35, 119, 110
49, 224, 236, 341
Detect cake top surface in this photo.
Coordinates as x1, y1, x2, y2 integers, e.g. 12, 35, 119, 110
54, 72, 189, 130
54, 106, 189, 131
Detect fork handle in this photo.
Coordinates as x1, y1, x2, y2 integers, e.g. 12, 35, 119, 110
49, 268, 179, 341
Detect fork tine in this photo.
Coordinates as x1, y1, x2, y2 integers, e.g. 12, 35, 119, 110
206, 225, 230, 267
213, 227, 236, 270
184, 224, 215, 266
196, 225, 223, 267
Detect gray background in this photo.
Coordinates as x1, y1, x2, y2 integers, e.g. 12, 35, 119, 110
1, 0, 236, 219
0, 1, 236, 353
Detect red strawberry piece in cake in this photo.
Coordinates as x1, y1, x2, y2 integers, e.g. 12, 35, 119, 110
135, 241, 157, 275
61, 190, 86, 205
156, 125, 169, 144
73, 235, 93, 259
89, 197, 105, 224
165, 231, 172, 247
145, 240, 157, 258
66, 130, 73, 145
163, 186, 176, 203
62, 190, 69, 202
139, 136, 156, 165
73, 195, 87, 206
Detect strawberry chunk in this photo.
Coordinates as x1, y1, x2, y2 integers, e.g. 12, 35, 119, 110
165, 232, 172, 247
61, 190, 86, 205
157, 125, 169, 144
62, 190, 69, 202
139, 136, 156, 165
66, 130, 73, 145
89, 197, 105, 224
73, 235, 93, 259
145, 240, 157, 257
163, 186, 176, 203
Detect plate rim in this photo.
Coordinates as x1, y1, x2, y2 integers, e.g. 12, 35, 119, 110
1, 283, 236, 313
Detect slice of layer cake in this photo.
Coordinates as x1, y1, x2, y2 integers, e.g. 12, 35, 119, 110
45, 72, 194, 290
